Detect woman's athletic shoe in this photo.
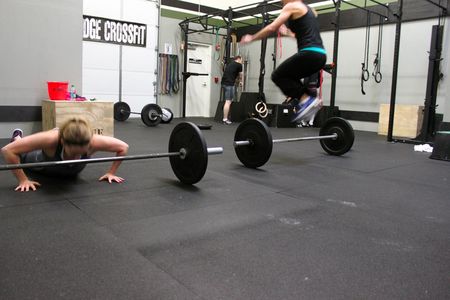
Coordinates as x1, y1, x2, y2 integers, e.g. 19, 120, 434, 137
291, 97, 322, 123
297, 98, 323, 125
10, 128, 23, 142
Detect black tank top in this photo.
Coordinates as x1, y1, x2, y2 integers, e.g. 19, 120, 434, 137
288, 6, 324, 50
43, 142, 89, 161
40, 142, 89, 176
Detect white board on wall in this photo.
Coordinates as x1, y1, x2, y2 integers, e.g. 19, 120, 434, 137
82, 0, 159, 116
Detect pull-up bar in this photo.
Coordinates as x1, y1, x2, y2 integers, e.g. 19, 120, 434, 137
231, 0, 281, 12
340, 0, 389, 19
423, 0, 448, 11
180, 0, 281, 26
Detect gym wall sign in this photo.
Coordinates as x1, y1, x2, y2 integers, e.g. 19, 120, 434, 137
83, 15, 147, 47
189, 59, 203, 64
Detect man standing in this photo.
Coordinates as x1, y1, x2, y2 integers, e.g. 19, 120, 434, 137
221, 56, 243, 125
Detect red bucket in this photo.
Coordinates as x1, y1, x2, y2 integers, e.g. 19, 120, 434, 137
47, 81, 68, 100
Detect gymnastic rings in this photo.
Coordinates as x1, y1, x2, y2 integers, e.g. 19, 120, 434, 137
361, 66, 370, 82
255, 101, 268, 118
373, 71, 382, 83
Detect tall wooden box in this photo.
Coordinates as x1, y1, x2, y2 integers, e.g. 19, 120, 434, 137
42, 100, 114, 136
378, 104, 424, 138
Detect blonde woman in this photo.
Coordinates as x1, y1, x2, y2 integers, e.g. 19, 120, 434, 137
1, 117, 129, 192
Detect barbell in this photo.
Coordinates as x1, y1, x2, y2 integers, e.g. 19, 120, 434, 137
0, 122, 223, 185
114, 102, 173, 126
233, 117, 355, 168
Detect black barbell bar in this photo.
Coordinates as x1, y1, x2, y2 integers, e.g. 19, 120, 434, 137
234, 134, 338, 147
0, 148, 223, 171
1, 122, 223, 185
233, 117, 355, 168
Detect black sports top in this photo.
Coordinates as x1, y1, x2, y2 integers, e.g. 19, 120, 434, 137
287, 6, 324, 51
40, 141, 89, 176
221, 60, 243, 86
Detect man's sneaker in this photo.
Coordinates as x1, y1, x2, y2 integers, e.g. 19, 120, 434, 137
291, 97, 322, 123
223, 119, 232, 125
10, 128, 23, 142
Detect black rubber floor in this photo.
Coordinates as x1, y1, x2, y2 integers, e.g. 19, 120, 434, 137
1, 118, 449, 300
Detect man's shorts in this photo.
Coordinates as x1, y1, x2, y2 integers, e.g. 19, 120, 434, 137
222, 85, 235, 101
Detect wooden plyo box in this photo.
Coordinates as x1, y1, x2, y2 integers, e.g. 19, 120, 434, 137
42, 100, 114, 137
378, 104, 424, 138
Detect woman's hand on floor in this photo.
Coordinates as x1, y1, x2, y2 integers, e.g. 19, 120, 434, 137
15, 179, 41, 192
98, 173, 125, 184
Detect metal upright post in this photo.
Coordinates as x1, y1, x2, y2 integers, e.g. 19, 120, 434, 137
181, 23, 189, 118
387, 0, 403, 142
329, 0, 341, 108
225, 8, 233, 66
258, 1, 269, 102
155, 0, 162, 105
415, 25, 444, 142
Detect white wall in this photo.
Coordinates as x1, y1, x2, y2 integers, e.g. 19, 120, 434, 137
157, 17, 183, 117
82, 0, 159, 115
243, 18, 450, 131
158, 16, 227, 117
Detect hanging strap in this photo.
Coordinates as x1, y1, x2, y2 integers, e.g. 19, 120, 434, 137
372, 15, 383, 83
160, 54, 167, 94
218, 36, 226, 71
170, 55, 180, 94
165, 54, 171, 94
214, 27, 220, 61
361, 8, 371, 95
319, 69, 324, 99
277, 30, 283, 59
272, 32, 277, 70
231, 33, 237, 57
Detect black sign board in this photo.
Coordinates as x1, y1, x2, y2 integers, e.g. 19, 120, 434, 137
189, 58, 203, 64
83, 15, 147, 47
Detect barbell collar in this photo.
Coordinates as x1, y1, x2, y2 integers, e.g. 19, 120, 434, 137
273, 133, 338, 144
233, 140, 252, 147
207, 147, 224, 155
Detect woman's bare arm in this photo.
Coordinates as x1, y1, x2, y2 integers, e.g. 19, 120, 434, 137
89, 135, 129, 183
1, 130, 58, 191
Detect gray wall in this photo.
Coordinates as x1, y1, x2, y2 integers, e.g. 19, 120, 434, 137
0, 0, 82, 138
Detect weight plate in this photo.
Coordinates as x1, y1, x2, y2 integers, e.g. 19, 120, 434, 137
234, 118, 273, 168
141, 104, 162, 127
161, 107, 174, 123
319, 117, 355, 155
114, 102, 131, 121
169, 122, 208, 184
